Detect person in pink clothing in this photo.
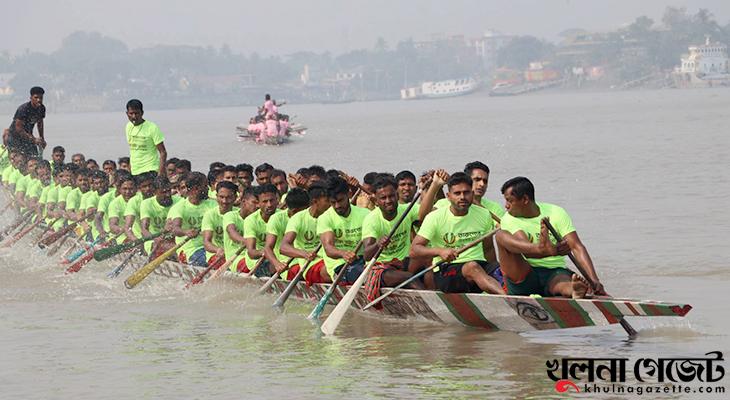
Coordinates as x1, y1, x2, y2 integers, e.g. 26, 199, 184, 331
278, 116, 289, 137
265, 114, 279, 138
262, 94, 276, 117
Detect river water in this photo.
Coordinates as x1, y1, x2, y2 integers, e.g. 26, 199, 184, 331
1, 88, 728, 399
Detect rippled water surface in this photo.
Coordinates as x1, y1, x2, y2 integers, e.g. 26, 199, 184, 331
1, 88, 728, 399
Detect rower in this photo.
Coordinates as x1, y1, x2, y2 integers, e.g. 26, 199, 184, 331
174, 159, 191, 177
51, 146, 65, 174
270, 169, 288, 198
82, 170, 108, 239
495, 177, 604, 298
361, 175, 423, 299
242, 184, 281, 277
222, 187, 259, 273
411, 171, 503, 294
13, 156, 38, 209
102, 160, 116, 186
280, 183, 329, 284
25, 159, 50, 214
395, 170, 417, 204
317, 177, 369, 284
167, 172, 217, 266
140, 176, 179, 257
51, 163, 76, 230
165, 158, 179, 179
122, 171, 157, 242
118, 157, 131, 173
71, 153, 86, 168
64, 168, 91, 222
201, 181, 238, 267
263, 188, 309, 278
254, 163, 273, 185
422, 161, 505, 222
235, 163, 254, 194
94, 170, 126, 240
85, 159, 99, 171
107, 174, 138, 244
355, 171, 377, 210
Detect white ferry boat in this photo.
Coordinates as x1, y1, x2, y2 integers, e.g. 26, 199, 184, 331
673, 36, 730, 88
400, 78, 479, 100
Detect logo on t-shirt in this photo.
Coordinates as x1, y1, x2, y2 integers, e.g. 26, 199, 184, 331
443, 232, 456, 245
304, 230, 315, 241
334, 228, 343, 238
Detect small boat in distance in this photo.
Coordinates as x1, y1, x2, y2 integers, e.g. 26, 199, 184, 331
401, 77, 480, 100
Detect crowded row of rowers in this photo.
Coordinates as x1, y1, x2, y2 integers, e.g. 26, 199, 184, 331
0, 145, 603, 300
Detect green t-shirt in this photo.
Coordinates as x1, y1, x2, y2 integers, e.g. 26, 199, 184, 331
123, 193, 145, 239
7, 168, 22, 189
243, 209, 281, 269
284, 208, 323, 271
65, 188, 83, 212
201, 206, 234, 262
417, 205, 495, 266
167, 198, 217, 259
81, 190, 102, 238
14, 174, 31, 194
125, 120, 165, 175
267, 211, 293, 279
434, 197, 505, 219
222, 210, 246, 272
0, 146, 9, 170
361, 203, 418, 263
97, 190, 118, 235
25, 178, 43, 201
108, 195, 133, 244
1, 164, 14, 184
54, 185, 73, 229
139, 195, 179, 253
499, 202, 576, 269
316, 205, 368, 278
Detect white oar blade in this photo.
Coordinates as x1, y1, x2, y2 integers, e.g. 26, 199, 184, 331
320, 260, 374, 336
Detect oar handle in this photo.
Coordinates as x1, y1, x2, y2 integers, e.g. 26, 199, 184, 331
541, 218, 597, 289
272, 244, 323, 307
208, 245, 247, 281
370, 191, 421, 262
93, 231, 165, 261
257, 258, 294, 295
124, 237, 191, 289
307, 241, 364, 320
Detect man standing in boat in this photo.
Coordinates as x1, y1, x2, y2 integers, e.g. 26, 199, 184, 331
125, 99, 167, 177
6, 86, 46, 158
495, 177, 603, 298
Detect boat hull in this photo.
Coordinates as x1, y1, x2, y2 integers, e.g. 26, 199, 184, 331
138, 258, 692, 333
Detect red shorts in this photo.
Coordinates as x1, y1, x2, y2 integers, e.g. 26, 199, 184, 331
304, 259, 327, 285
286, 265, 300, 280
236, 258, 249, 273
208, 255, 225, 269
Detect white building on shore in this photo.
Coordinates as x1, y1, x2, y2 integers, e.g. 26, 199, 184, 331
673, 36, 730, 88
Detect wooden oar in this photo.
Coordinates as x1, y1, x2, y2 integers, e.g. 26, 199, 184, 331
93, 232, 165, 262
272, 244, 323, 308
196, 245, 249, 284
1, 216, 43, 247
40, 214, 92, 247
257, 258, 294, 295
124, 237, 191, 289
183, 255, 227, 289
64, 232, 125, 274
60, 226, 98, 263
320, 192, 421, 336
542, 218, 637, 337
0, 211, 32, 239
107, 248, 143, 278
242, 256, 266, 278
362, 229, 498, 311
33, 217, 62, 246
307, 241, 364, 320
489, 211, 501, 224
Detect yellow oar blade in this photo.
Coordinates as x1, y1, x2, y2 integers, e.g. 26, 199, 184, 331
124, 237, 191, 289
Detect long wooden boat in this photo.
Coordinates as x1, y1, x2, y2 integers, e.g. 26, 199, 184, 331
120, 256, 692, 333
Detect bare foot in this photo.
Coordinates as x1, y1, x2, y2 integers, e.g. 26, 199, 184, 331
571, 274, 590, 299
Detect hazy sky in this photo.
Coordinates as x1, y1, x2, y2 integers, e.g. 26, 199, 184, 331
3, 0, 730, 55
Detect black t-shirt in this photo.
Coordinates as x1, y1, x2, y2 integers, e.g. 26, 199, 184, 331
7, 101, 45, 155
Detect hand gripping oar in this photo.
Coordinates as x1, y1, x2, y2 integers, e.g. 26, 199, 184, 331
93, 232, 165, 262
307, 241, 364, 321
320, 192, 421, 335
542, 218, 637, 337
257, 258, 294, 295
33, 217, 62, 246
362, 229, 498, 311
193, 245, 250, 285
124, 237, 191, 289
272, 244, 323, 308
183, 255, 227, 289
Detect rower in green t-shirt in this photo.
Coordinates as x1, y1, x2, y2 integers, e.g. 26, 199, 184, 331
243, 184, 281, 277
139, 176, 178, 256
361, 175, 423, 293
123, 171, 156, 242
412, 171, 503, 294
25, 160, 50, 213
263, 188, 309, 279
280, 183, 329, 284
13, 157, 37, 209
124, 99, 167, 177
201, 181, 238, 265
317, 177, 369, 283
108, 175, 138, 244
168, 172, 216, 266
222, 187, 259, 273
64, 169, 91, 222
495, 176, 605, 299
82, 170, 109, 239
